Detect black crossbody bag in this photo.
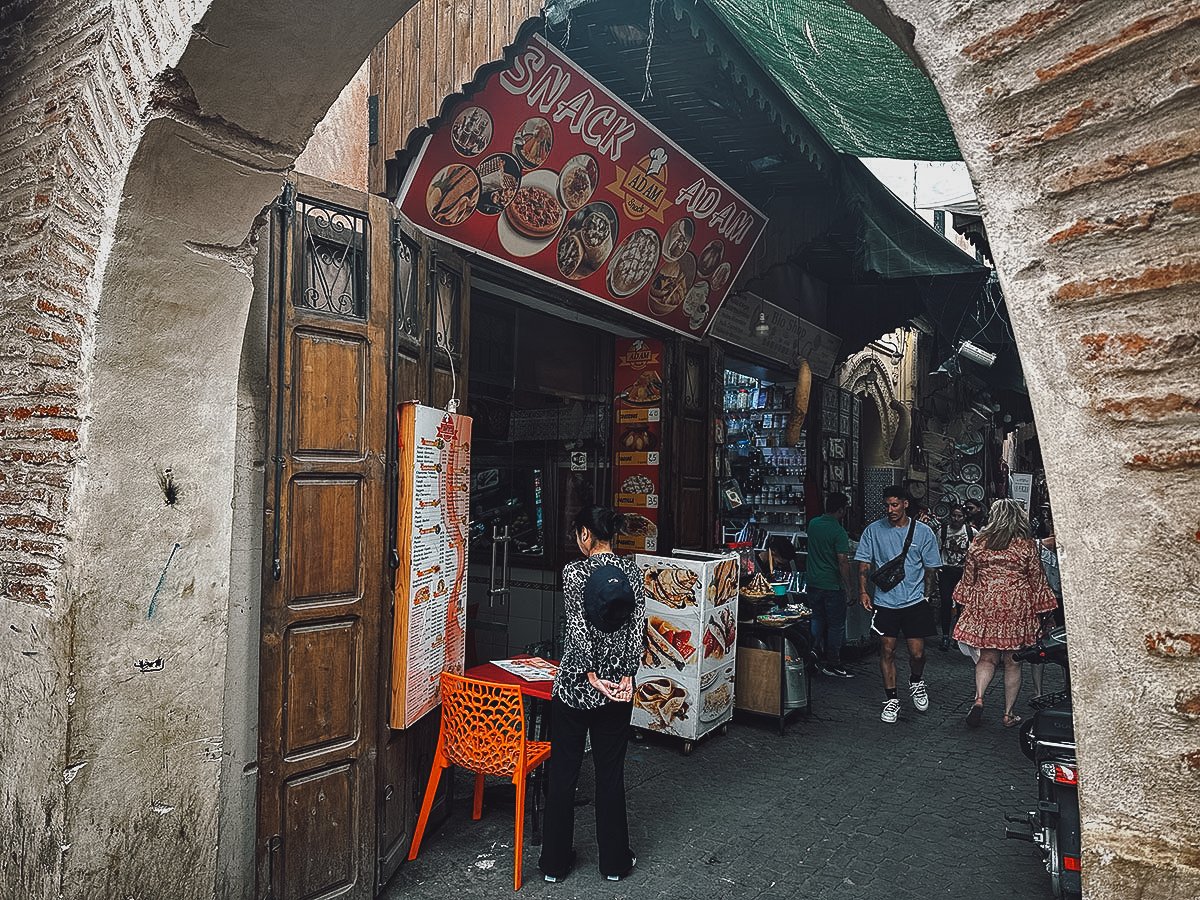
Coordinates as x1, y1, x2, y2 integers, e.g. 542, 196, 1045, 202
869, 517, 917, 592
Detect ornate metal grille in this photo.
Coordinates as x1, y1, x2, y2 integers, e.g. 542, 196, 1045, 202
297, 197, 367, 319
433, 264, 462, 361
393, 225, 422, 346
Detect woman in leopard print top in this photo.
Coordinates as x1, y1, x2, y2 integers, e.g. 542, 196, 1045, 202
539, 506, 644, 883
552, 549, 646, 710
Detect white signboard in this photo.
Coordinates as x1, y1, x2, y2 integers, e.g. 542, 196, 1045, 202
708, 292, 841, 377
390, 403, 473, 728
1010, 473, 1033, 510
632, 551, 739, 742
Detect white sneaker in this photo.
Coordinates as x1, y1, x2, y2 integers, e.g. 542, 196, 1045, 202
880, 698, 901, 723
910, 680, 930, 712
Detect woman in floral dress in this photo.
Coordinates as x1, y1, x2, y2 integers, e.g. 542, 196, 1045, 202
953, 499, 1058, 728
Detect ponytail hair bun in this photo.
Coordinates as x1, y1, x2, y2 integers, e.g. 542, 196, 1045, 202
572, 505, 625, 542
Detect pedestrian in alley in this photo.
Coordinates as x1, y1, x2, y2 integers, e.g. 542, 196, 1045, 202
539, 505, 643, 884
855, 486, 943, 723
952, 499, 1059, 728
937, 504, 976, 651
964, 498, 987, 529
806, 492, 856, 678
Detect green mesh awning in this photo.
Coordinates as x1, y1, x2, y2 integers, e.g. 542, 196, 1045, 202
702, 0, 961, 161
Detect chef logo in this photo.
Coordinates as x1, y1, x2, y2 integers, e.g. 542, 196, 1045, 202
618, 339, 660, 370
608, 147, 672, 222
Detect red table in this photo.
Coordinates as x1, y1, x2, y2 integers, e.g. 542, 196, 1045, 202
463, 656, 556, 701
462, 656, 558, 843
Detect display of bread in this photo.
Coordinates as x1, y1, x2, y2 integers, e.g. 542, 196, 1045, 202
740, 572, 773, 598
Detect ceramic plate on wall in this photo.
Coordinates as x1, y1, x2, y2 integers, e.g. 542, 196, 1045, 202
965, 483, 985, 501
961, 463, 983, 483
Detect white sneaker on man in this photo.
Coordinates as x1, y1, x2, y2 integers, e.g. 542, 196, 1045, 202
880, 698, 901, 723
910, 680, 930, 712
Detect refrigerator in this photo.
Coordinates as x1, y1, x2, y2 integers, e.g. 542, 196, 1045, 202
632, 550, 740, 746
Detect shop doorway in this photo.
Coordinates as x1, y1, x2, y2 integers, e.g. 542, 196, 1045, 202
464, 288, 614, 664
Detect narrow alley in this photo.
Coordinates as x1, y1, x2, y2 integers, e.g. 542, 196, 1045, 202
386, 648, 1055, 899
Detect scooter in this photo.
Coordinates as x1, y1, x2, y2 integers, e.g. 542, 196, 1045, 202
1005, 626, 1081, 900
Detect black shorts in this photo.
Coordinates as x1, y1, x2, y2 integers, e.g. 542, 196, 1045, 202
870, 600, 938, 639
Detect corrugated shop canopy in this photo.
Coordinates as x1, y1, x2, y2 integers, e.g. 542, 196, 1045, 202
702, 0, 961, 160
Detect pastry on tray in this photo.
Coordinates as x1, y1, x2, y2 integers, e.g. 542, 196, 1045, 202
740, 573, 774, 599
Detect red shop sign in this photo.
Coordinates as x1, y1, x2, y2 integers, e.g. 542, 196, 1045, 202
396, 32, 768, 338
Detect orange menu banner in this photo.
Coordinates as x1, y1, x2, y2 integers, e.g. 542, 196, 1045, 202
396, 31, 767, 337
613, 338, 663, 552
391, 403, 472, 729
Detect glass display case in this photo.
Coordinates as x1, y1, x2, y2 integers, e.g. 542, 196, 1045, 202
722, 369, 808, 542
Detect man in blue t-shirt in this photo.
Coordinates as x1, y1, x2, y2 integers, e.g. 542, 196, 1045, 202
854, 485, 943, 724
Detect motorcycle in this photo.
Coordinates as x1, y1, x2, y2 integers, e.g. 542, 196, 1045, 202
1005, 626, 1081, 899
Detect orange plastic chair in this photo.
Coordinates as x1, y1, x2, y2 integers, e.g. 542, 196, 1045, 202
408, 671, 552, 890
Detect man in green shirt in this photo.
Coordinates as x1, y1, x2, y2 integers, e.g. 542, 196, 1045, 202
806, 493, 855, 677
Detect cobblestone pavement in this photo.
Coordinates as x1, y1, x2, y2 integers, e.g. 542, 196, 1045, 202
384, 644, 1062, 900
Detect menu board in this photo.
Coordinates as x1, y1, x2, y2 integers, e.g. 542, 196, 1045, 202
396, 31, 767, 338
632, 551, 739, 742
390, 403, 473, 729
613, 338, 663, 552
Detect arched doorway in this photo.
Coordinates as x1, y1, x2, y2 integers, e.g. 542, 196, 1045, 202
5, 1, 1197, 898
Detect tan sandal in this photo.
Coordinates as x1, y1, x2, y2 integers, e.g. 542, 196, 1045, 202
1002, 713, 1023, 728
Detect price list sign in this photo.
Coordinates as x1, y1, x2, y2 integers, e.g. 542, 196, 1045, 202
613, 338, 664, 551
390, 403, 473, 729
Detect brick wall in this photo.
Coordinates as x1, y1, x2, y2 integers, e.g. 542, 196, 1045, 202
1, 0, 204, 603
1, 2, 199, 895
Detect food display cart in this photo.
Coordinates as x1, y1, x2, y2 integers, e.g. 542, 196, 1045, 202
632, 550, 740, 753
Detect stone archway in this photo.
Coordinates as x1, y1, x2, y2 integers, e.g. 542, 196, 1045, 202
1, 2, 420, 898
840, 355, 903, 465
855, 3, 1200, 895
2, 2, 1197, 898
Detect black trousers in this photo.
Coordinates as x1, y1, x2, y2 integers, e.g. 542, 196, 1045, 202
938, 565, 964, 635
538, 697, 634, 878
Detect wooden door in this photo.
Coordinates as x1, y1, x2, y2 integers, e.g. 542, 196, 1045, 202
374, 227, 471, 888
670, 340, 719, 550
257, 180, 392, 900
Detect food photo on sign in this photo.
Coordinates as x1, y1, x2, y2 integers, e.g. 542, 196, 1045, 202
612, 338, 663, 551
397, 32, 767, 337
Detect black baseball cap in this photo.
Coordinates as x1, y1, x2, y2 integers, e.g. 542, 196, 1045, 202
583, 564, 636, 633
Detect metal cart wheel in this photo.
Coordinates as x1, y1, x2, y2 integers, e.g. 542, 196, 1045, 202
681, 741, 694, 756
718, 724, 729, 736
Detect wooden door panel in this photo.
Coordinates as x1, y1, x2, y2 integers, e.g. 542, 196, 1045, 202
283, 619, 361, 757
375, 216, 436, 889
259, 183, 387, 900
669, 343, 716, 550
288, 477, 363, 604
281, 763, 357, 899
293, 331, 368, 456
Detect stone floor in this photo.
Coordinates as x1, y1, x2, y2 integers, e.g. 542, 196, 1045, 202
383, 643, 1062, 900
